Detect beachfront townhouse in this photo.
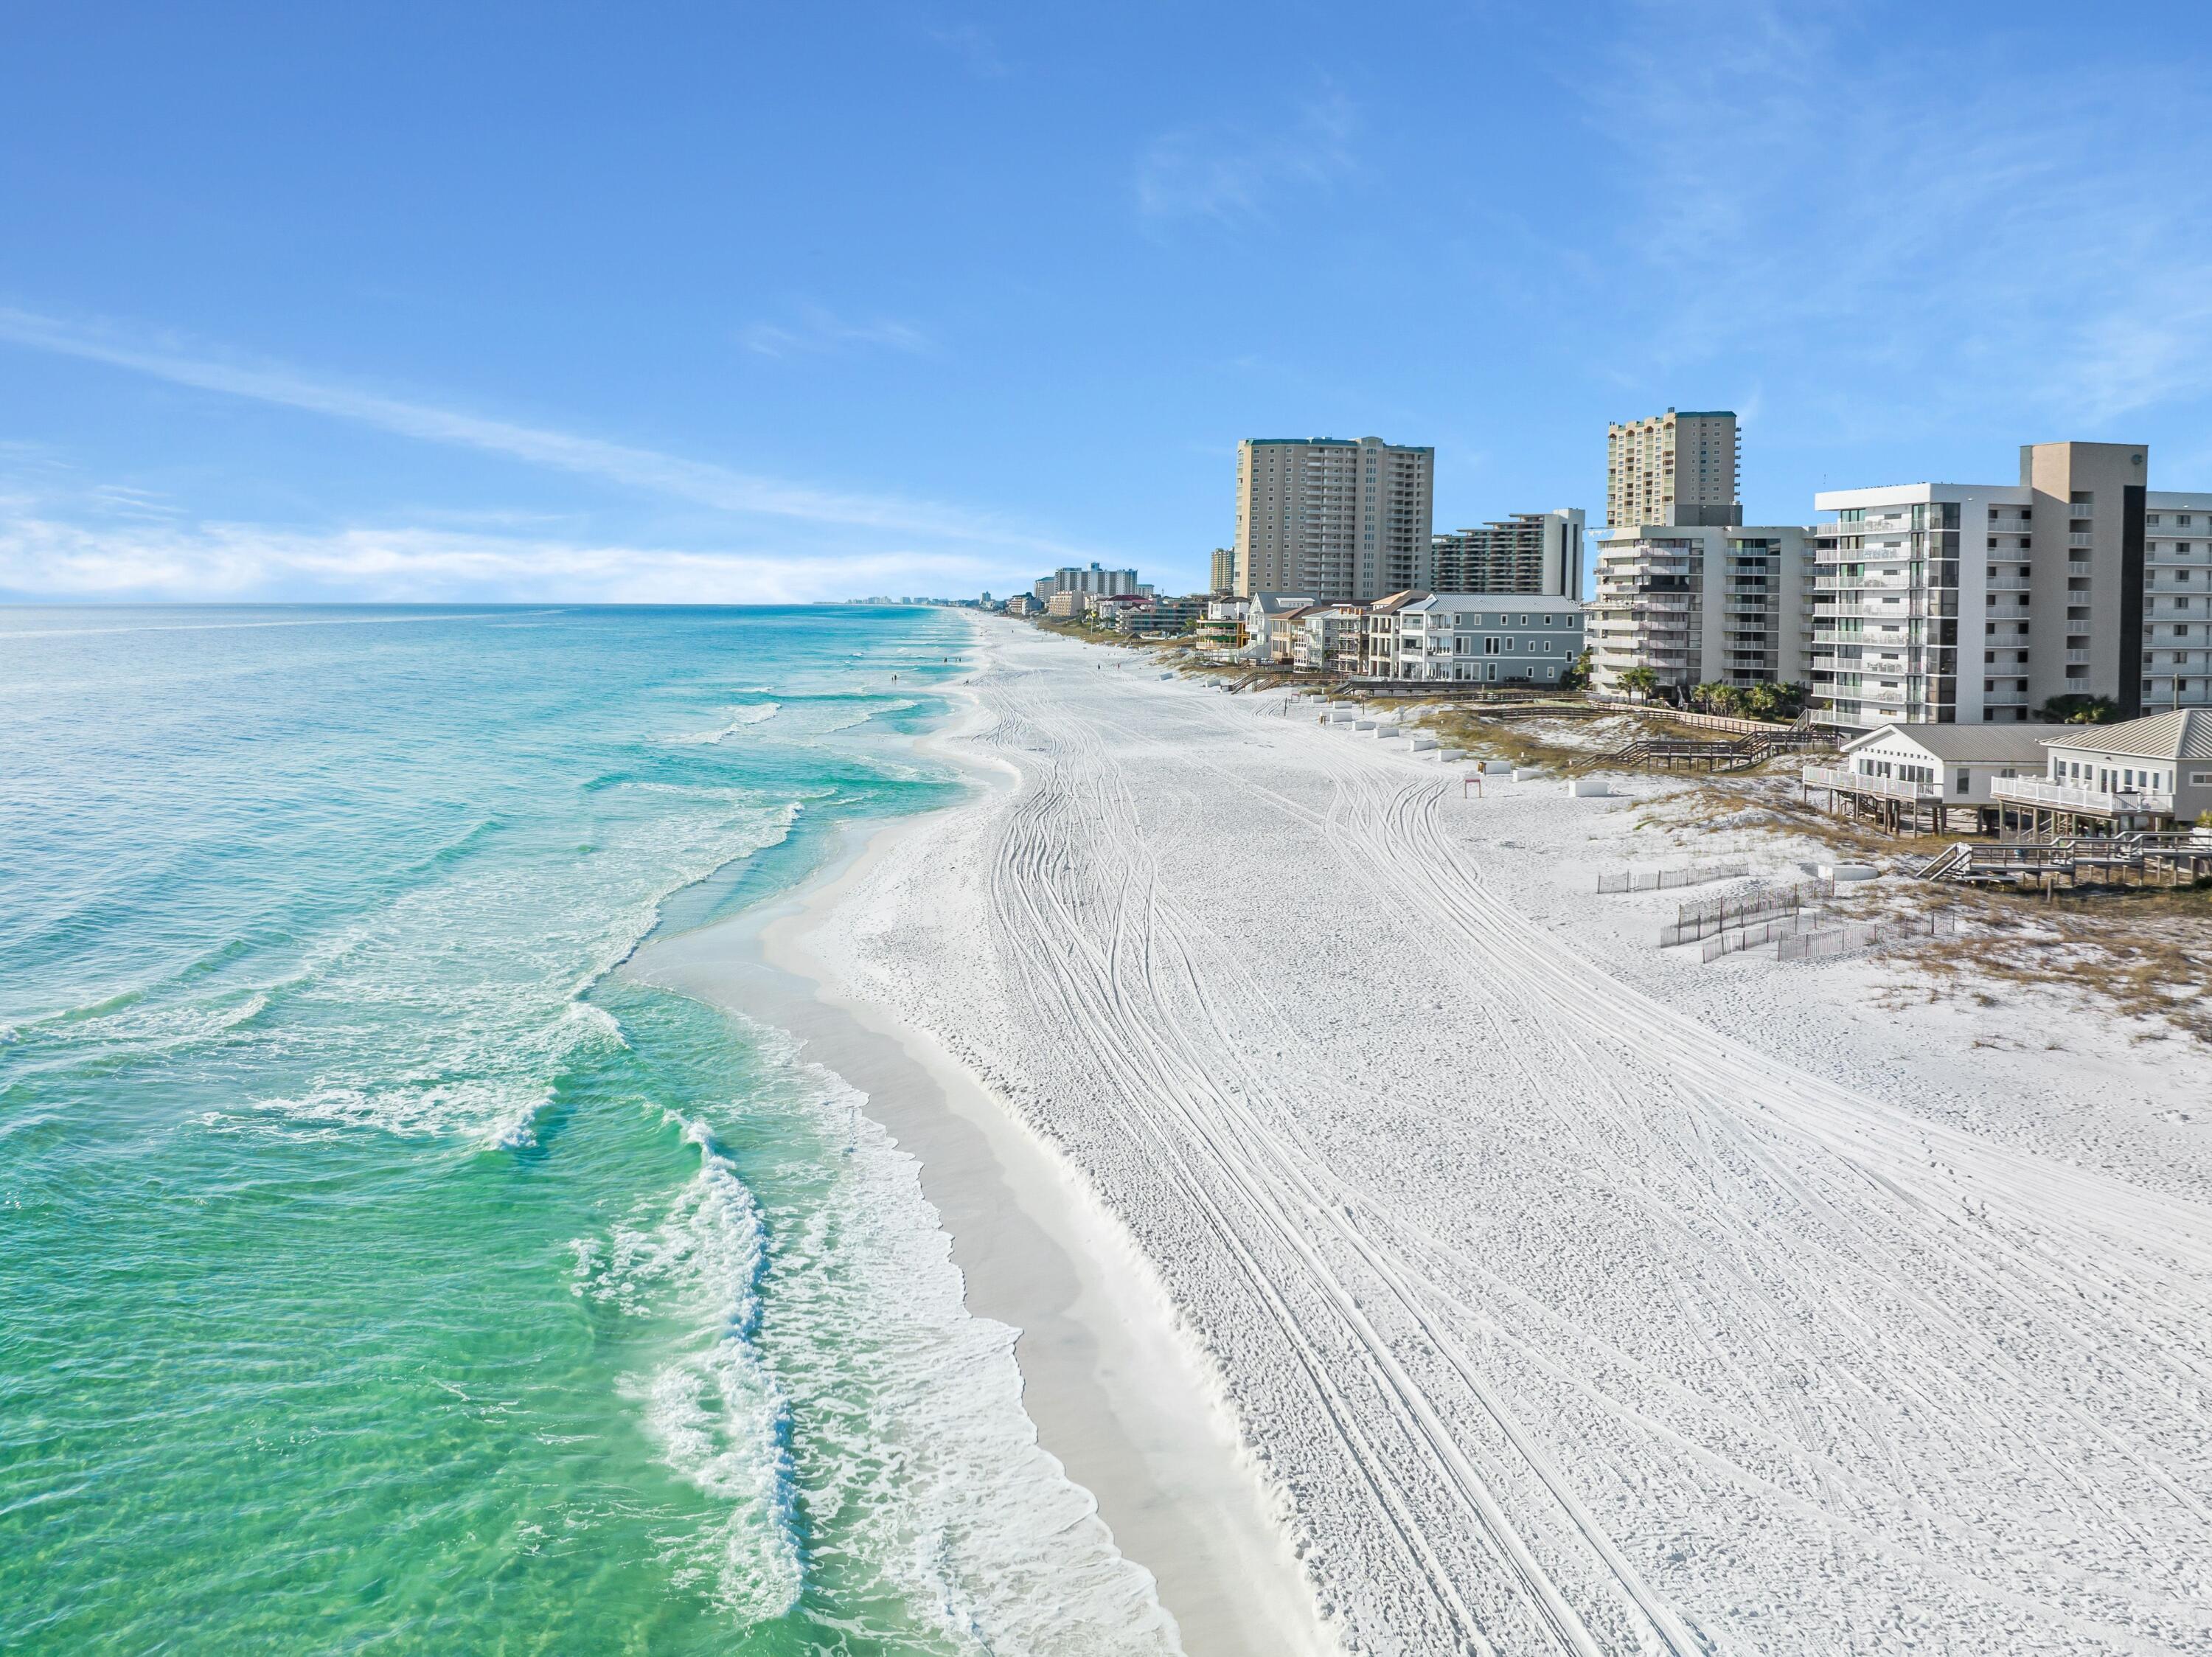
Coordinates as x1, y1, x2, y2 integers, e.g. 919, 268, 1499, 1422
1991, 708, 2212, 833
1195, 597, 1248, 656
1289, 602, 1368, 675
1248, 591, 1321, 664
1803, 722, 2065, 836
1358, 592, 1584, 684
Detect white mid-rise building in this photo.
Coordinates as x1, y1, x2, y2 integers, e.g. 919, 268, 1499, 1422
1234, 436, 1435, 602
1590, 525, 1815, 698
1430, 510, 1585, 600
1811, 442, 2212, 735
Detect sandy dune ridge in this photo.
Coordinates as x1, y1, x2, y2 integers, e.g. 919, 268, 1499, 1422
820, 619, 2212, 1656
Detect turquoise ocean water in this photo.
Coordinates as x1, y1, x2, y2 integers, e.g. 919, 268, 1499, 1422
0, 606, 1171, 1654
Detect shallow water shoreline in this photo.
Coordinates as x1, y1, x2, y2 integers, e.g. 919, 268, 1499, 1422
625, 665, 1332, 1657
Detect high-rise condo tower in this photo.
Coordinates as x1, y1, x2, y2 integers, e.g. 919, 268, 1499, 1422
1234, 436, 1435, 602
1607, 409, 1741, 529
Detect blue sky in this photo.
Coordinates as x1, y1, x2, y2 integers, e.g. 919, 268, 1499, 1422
5, 1, 2212, 602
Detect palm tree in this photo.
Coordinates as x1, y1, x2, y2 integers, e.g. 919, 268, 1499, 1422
1619, 666, 1660, 703
2037, 693, 2119, 725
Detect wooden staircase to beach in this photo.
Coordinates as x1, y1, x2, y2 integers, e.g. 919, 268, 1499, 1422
1916, 832, 2212, 889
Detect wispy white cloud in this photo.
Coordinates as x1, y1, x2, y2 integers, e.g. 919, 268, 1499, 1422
0, 307, 1093, 557
919, 18, 1009, 79
0, 514, 990, 604
1591, 0, 2212, 430
739, 302, 936, 359
1135, 90, 1358, 225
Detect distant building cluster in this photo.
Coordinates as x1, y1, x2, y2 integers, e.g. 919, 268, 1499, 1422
927, 409, 2212, 749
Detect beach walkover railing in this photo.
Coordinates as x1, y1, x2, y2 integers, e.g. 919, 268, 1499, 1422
1590, 696, 1826, 742
1917, 831, 2212, 889
1587, 729, 1812, 774
1659, 877, 1835, 947
1597, 859, 1750, 894
1992, 775, 2174, 817
1802, 764, 1944, 805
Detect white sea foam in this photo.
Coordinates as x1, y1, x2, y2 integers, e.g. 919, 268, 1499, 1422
812, 697, 917, 735
710, 1018, 1180, 1653
211, 793, 804, 1148
667, 704, 780, 745
574, 1112, 803, 1625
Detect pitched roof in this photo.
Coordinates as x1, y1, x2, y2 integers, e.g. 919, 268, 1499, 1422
1842, 723, 2070, 762
2040, 708, 2212, 760
1371, 590, 1430, 613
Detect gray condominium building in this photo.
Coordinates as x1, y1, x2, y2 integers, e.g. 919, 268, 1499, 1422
1811, 441, 2212, 734
1591, 408, 1809, 697
1591, 524, 1815, 698
1234, 436, 1435, 602
1431, 510, 1586, 600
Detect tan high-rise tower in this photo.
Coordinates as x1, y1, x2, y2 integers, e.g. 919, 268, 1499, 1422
1234, 436, 1434, 602
1607, 409, 1740, 529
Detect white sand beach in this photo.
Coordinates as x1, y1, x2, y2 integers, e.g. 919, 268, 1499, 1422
782, 616, 2212, 1656
633, 616, 2212, 1654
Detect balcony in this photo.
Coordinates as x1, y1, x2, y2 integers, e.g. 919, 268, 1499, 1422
1804, 764, 1943, 803
1985, 577, 2031, 591
1992, 776, 2173, 816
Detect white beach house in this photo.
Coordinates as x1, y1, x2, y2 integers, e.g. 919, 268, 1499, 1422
1992, 708, 2212, 833
1803, 723, 2065, 835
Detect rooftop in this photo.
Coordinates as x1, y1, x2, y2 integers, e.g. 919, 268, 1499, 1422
1244, 437, 1434, 451
2041, 708, 2212, 762
1843, 723, 2070, 763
